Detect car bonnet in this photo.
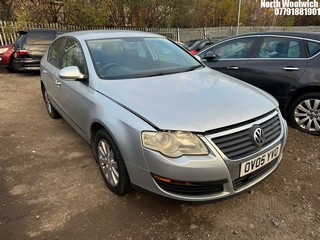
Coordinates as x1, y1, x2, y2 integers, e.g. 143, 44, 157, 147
97, 68, 277, 132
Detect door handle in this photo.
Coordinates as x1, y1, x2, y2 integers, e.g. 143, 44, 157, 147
55, 80, 61, 87
42, 69, 48, 75
282, 67, 299, 71
226, 66, 239, 70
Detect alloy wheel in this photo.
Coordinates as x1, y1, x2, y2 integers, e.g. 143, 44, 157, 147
97, 139, 119, 187
294, 98, 320, 133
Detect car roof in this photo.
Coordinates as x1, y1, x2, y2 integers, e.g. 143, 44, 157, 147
232, 31, 320, 40
60, 30, 164, 40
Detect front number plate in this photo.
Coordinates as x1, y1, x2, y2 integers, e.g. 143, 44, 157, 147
240, 144, 281, 177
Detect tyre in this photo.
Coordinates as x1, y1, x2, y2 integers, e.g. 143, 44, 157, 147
93, 129, 131, 195
42, 87, 61, 119
5, 59, 16, 73
5, 65, 16, 73
288, 93, 320, 135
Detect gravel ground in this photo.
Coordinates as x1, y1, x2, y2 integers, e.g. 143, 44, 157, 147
0, 69, 319, 240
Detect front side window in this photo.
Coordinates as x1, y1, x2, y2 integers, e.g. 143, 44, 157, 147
256, 37, 301, 58
47, 38, 64, 67
87, 37, 202, 79
198, 37, 255, 59
62, 38, 87, 74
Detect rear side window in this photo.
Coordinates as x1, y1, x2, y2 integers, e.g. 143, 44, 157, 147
25, 31, 56, 45
306, 41, 320, 57
14, 34, 27, 48
47, 38, 64, 68
256, 37, 301, 58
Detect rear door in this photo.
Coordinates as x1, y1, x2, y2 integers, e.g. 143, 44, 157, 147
241, 36, 307, 100
42, 37, 65, 109
198, 36, 258, 79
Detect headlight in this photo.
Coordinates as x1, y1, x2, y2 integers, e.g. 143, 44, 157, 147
141, 131, 209, 158
0, 48, 9, 54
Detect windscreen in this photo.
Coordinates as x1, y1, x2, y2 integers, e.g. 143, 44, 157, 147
87, 37, 202, 79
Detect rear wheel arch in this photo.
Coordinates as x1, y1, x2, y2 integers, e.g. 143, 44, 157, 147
284, 86, 320, 117
41, 81, 45, 94
41, 83, 60, 119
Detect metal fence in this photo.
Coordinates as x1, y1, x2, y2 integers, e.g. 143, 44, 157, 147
1, 20, 320, 46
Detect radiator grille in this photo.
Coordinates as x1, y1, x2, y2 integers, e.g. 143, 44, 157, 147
211, 113, 281, 160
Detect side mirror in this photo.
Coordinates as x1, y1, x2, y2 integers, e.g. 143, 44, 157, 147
204, 51, 219, 62
59, 66, 85, 80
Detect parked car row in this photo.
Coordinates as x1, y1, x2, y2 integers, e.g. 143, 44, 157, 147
0, 29, 69, 72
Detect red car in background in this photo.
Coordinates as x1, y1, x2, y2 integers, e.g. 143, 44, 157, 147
0, 44, 14, 72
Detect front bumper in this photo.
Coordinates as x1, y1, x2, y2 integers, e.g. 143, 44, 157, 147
127, 110, 288, 202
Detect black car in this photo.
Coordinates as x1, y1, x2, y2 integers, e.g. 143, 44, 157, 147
12, 29, 70, 72
198, 32, 320, 135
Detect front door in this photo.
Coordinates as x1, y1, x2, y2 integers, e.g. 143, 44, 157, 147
199, 36, 258, 80
57, 38, 92, 137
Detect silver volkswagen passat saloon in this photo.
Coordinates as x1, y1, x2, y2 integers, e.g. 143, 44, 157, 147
40, 30, 288, 202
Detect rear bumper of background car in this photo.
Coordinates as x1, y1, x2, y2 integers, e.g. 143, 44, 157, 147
12, 58, 40, 71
